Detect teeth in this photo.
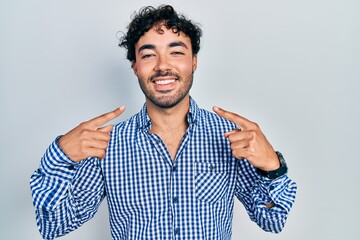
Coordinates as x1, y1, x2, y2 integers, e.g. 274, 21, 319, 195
155, 79, 175, 85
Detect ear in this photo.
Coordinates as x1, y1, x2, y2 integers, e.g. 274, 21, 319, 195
131, 61, 137, 76
192, 55, 198, 72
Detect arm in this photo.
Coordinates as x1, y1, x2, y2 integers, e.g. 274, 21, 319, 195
30, 139, 105, 239
213, 106, 297, 232
30, 107, 125, 239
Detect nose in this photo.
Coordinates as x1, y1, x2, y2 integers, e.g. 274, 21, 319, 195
154, 54, 172, 72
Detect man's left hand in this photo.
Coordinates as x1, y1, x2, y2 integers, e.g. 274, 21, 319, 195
213, 106, 279, 171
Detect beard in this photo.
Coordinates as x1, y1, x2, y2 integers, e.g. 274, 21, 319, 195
138, 71, 194, 109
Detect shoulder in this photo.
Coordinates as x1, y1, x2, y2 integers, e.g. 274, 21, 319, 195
110, 113, 140, 140
197, 108, 237, 133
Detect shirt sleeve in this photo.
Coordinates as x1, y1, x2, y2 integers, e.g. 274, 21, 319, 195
234, 159, 297, 233
30, 137, 105, 239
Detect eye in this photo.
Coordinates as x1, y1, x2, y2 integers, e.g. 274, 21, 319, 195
171, 51, 185, 55
141, 54, 155, 59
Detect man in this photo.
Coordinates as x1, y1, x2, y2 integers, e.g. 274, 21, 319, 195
30, 5, 297, 239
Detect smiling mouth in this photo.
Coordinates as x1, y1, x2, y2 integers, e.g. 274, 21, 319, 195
154, 79, 176, 85
150, 71, 179, 85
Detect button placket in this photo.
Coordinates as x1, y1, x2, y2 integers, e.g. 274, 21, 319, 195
171, 163, 180, 238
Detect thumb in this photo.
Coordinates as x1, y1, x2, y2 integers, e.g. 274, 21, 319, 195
97, 125, 114, 133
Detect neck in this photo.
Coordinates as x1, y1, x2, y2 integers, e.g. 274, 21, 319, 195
147, 95, 190, 133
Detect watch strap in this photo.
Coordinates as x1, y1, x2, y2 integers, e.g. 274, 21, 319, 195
256, 151, 288, 179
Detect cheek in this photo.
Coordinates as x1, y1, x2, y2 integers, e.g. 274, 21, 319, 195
176, 60, 195, 74
134, 63, 152, 78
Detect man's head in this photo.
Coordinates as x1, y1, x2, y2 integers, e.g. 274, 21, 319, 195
119, 5, 202, 109
119, 5, 202, 62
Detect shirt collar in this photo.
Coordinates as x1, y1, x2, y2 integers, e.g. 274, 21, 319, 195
137, 96, 199, 131
187, 96, 199, 125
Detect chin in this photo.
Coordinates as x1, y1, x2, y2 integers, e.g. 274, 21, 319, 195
149, 95, 188, 109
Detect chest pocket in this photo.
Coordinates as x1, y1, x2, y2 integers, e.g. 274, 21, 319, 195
195, 162, 230, 204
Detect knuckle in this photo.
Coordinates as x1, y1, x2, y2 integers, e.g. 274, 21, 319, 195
80, 129, 90, 137
104, 134, 111, 141
252, 122, 260, 129
248, 147, 256, 154
102, 141, 109, 149
98, 150, 106, 158
232, 149, 236, 156
80, 139, 88, 148
249, 130, 257, 138
232, 149, 241, 158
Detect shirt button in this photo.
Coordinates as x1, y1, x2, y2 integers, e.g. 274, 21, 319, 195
174, 228, 180, 235
173, 197, 179, 203
68, 165, 75, 170
269, 185, 275, 191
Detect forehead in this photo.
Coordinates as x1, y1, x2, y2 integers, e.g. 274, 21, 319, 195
135, 25, 191, 50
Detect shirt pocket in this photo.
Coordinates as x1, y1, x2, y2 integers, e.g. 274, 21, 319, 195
194, 162, 230, 204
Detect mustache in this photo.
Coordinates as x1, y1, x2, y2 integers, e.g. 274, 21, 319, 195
150, 71, 180, 81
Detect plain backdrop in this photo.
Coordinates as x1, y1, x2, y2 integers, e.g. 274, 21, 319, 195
1, 0, 359, 239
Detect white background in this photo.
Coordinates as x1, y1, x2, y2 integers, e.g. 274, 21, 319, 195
1, 0, 359, 239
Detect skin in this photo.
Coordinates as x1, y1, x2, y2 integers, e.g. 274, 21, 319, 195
58, 24, 279, 208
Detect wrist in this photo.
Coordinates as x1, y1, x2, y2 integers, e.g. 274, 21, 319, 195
263, 151, 281, 171
256, 151, 288, 180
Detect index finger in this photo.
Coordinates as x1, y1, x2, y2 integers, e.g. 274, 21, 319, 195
213, 106, 251, 129
87, 106, 126, 128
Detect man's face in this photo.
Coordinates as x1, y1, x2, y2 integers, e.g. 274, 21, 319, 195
132, 24, 197, 109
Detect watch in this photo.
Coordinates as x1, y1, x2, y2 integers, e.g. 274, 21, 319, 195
256, 151, 288, 179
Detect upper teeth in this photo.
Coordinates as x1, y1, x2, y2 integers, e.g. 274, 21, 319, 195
155, 79, 175, 85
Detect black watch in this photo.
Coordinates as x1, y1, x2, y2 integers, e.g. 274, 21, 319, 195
256, 151, 288, 179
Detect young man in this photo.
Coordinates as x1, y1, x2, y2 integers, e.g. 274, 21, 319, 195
30, 5, 297, 239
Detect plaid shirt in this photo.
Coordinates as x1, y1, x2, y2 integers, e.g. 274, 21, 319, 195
30, 98, 297, 239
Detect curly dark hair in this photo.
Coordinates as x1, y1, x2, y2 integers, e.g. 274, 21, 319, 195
119, 5, 202, 62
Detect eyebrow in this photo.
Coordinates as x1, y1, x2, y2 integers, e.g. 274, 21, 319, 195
138, 41, 189, 54
168, 41, 188, 49
138, 44, 155, 53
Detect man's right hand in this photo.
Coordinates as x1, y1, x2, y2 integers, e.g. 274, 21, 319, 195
58, 106, 126, 162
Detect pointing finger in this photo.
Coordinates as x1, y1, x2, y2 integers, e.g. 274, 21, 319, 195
87, 106, 126, 128
213, 106, 251, 129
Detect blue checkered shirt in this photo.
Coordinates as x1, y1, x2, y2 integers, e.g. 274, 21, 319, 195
30, 98, 297, 239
